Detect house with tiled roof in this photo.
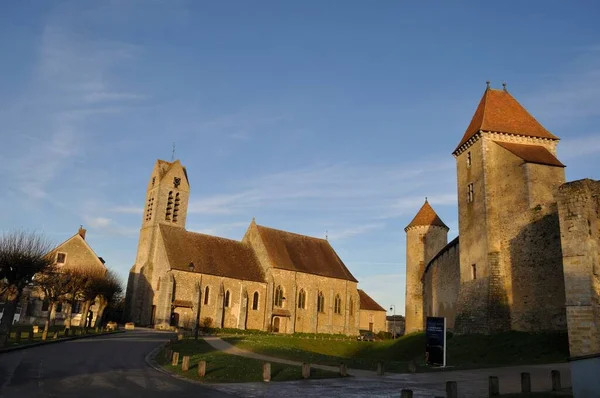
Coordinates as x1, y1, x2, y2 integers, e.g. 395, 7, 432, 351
357, 289, 387, 333
125, 160, 367, 335
405, 84, 572, 335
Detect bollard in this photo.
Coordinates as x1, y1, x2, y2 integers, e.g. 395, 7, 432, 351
53, 331, 58, 339
376, 362, 385, 376
198, 360, 206, 377
181, 356, 190, 371
177, 333, 183, 341
400, 389, 413, 398
489, 376, 499, 397
521, 372, 531, 393
263, 363, 271, 382
446, 381, 458, 398
172, 352, 180, 366
551, 370, 561, 391
302, 363, 311, 379
339, 363, 347, 377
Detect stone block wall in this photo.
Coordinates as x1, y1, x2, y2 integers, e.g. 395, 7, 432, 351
557, 179, 600, 357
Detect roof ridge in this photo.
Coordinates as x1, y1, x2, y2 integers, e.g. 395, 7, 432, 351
256, 224, 327, 242
160, 224, 246, 245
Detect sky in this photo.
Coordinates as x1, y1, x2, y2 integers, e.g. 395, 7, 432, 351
1, 1, 599, 316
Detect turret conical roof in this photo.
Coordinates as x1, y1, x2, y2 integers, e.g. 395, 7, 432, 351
405, 200, 448, 231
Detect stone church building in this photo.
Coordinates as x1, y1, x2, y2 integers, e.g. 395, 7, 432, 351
125, 160, 383, 334
405, 84, 599, 337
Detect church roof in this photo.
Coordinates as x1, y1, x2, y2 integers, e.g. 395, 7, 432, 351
358, 289, 386, 312
405, 200, 448, 231
494, 141, 565, 167
454, 88, 558, 154
254, 224, 358, 282
160, 224, 265, 282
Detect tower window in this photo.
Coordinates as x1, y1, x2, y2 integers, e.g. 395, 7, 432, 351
224, 290, 230, 307
145, 196, 154, 222
467, 183, 474, 203
56, 252, 66, 264
297, 289, 306, 309
173, 193, 180, 222
334, 294, 342, 314
152, 176, 156, 186
317, 291, 325, 313
252, 291, 259, 310
204, 286, 210, 305
165, 191, 173, 221
471, 264, 477, 280
467, 152, 472, 167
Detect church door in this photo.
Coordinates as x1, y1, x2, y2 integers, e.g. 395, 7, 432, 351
273, 317, 280, 333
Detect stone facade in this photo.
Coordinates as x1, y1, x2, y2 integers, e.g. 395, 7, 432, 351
126, 159, 371, 335
410, 86, 581, 335
358, 289, 387, 333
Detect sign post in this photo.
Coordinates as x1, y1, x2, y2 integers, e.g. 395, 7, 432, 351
425, 316, 446, 367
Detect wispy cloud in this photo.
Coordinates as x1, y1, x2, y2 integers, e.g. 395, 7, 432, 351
559, 134, 600, 159
109, 206, 143, 214
327, 223, 385, 241
196, 112, 291, 141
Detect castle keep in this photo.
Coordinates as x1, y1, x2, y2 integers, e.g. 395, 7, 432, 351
406, 85, 590, 334
125, 160, 384, 334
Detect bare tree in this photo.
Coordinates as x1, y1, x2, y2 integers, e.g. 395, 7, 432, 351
0, 231, 54, 346
63, 266, 105, 332
93, 270, 123, 328
74, 266, 106, 330
36, 265, 73, 340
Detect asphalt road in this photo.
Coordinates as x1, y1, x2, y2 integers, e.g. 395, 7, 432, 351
0, 329, 233, 398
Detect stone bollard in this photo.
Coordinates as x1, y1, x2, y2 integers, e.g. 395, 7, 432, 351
376, 362, 385, 376
489, 376, 499, 397
521, 372, 531, 393
172, 352, 180, 366
181, 356, 190, 371
339, 363, 347, 377
446, 381, 458, 398
177, 333, 183, 341
551, 370, 561, 391
400, 389, 413, 398
53, 331, 58, 339
302, 363, 311, 379
198, 360, 206, 377
263, 363, 271, 382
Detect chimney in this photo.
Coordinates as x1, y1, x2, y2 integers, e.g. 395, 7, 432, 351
78, 225, 86, 240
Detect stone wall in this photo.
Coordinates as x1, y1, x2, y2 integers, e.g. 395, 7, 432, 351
556, 179, 600, 358
359, 309, 386, 333
423, 237, 460, 330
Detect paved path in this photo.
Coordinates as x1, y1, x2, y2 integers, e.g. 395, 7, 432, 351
0, 329, 232, 398
204, 336, 572, 398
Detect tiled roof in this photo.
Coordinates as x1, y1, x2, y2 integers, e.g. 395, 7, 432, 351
358, 289, 386, 311
494, 141, 565, 167
454, 88, 558, 153
160, 224, 265, 282
254, 224, 358, 282
405, 200, 448, 230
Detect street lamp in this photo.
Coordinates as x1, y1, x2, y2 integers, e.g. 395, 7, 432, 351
389, 305, 396, 339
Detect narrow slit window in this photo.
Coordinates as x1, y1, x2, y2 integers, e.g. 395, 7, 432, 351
204, 286, 210, 305
173, 193, 180, 222
165, 191, 173, 221
472, 264, 477, 280
334, 294, 342, 314
224, 290, 230, 307
297, 289, 306, 309
252, 292, 259, 310
467, 151, 472, 167
467, 183, 474, 203
317, 291, 325, 313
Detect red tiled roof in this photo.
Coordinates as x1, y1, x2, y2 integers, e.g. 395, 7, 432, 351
160, 224, 265, 282
494, 141, 565, 167
358, 289, 386, 311
405, 200, 448, 230
255, 224, 358, 282
454, 88, 558, 153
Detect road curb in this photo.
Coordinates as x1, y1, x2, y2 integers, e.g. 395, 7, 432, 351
0, 330, 126, 354
144, 340, 213, 387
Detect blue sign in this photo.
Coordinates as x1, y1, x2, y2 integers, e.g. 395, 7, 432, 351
425, 316, 446, 366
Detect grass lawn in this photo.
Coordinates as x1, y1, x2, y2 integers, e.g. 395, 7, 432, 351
158, 339, 341, 383
223, 331, 569, 373
4, 325, 110, 348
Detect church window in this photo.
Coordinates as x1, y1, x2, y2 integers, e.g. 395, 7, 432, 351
334, 294, 342, 314
274, 285, 284, 308
471, 264, 477, 280
204, 286, 210, 305
165, 191, 174, 221
56, 252, 66, 264
157, 279, 161, 291
297, 289, 306, 309
146, 196, 154, 222
56, 302, 63, 313
224, 290, 230, 307
317, 291, 325, 313
467, 151, 472, 167
467, 183, 474, 203
349, 299, 354, 315
173, 193, 180, 222
252, 292, 259, 310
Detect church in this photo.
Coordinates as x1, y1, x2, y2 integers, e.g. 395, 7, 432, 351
405, 84, 599, 338
125, 160, 383, 334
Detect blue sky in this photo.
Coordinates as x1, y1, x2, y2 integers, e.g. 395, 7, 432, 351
1, 1, 599, 316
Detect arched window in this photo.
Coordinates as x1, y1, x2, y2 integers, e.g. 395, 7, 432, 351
334, 294, 342, 314
349, 299, 354, 315
252, 291, 259, 310
225, 290, 230, 307
173, 193, 180, 222
204, 286, 210, 305
297, 289, 306, 309
145, 196, 154, 222
274, 285, 284, 307
317, 291, 325, 313
165, 191, 173, 221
